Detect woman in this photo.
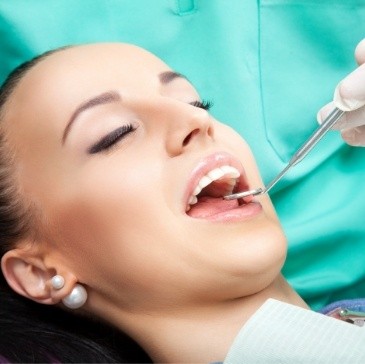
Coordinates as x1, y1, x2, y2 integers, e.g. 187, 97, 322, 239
0, 43, 364, 363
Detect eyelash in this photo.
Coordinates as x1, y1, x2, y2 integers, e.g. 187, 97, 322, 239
89, 99, 213, 154
88, 124, 137, 154
190, 99, 213, 110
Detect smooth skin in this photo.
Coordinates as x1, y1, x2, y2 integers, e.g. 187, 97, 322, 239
0, 44, 307, 363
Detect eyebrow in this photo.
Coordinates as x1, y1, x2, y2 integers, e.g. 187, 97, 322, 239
62, 71, 188, 145
159, 71, 187, 84
62, 91, 121, 144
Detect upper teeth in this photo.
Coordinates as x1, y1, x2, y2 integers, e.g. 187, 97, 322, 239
187, 165, 240, 209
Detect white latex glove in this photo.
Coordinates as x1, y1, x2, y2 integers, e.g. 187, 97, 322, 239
317, 39, 365, 146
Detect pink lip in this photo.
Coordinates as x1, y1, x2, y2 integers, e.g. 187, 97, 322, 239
183, 151, 251, 210
194, 202, 263, 222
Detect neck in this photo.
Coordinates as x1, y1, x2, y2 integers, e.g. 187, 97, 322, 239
100, 275, 307, 363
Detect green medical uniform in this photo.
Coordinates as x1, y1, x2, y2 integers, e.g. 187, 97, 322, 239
1, 0, 365, 309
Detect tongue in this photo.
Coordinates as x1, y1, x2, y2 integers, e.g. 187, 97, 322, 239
187, 196, 240, 218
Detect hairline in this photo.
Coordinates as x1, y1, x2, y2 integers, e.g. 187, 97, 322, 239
0, 46, 72, 249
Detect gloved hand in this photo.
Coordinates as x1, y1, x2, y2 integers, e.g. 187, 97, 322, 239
317, 39, 365, 146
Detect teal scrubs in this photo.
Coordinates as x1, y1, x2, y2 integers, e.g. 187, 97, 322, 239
1, 0, 365, 309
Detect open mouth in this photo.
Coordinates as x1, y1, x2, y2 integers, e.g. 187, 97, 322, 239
185, 165, 253, 219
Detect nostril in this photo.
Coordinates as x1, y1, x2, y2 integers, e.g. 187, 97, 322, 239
183, 129, 199, 146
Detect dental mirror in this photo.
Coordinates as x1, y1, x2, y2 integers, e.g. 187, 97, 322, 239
223, 188, 264, 200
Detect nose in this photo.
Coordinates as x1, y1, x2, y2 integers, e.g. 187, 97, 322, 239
162, 99, 215, 157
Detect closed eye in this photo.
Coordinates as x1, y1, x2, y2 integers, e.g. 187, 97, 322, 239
189, 99, 213, 111
88, 124, 137, 154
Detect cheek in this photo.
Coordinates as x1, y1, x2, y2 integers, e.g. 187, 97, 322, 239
46, 156, 181, 286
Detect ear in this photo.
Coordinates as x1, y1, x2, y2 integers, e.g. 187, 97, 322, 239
1, 244, 77, 305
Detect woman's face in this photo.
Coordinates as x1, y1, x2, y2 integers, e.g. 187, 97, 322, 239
5, 44, 286, 313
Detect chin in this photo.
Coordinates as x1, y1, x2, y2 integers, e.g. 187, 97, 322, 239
216, 219, 287, 283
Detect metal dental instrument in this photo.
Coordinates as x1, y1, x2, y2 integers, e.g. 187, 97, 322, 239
224, 107, 345, 200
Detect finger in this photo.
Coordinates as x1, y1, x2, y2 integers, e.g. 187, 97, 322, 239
317, 101, 335, 124
341, 125, 365, 147
317, 101, 350, 129
334, 106, 365, 130
317, 101, 365, 130
333, 63, 365, 111
355, 38, 365, 66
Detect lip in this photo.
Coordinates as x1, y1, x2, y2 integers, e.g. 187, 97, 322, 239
197, 201, 263, 222
183, 151, 252, 211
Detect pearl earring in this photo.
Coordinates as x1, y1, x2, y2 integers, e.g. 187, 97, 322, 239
51, 275, 65, 290
62, 284, 88, 309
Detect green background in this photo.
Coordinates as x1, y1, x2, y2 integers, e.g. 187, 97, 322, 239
1, 0, 365, 310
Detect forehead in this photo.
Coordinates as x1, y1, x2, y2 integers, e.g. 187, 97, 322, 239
14, 43, 171, 104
